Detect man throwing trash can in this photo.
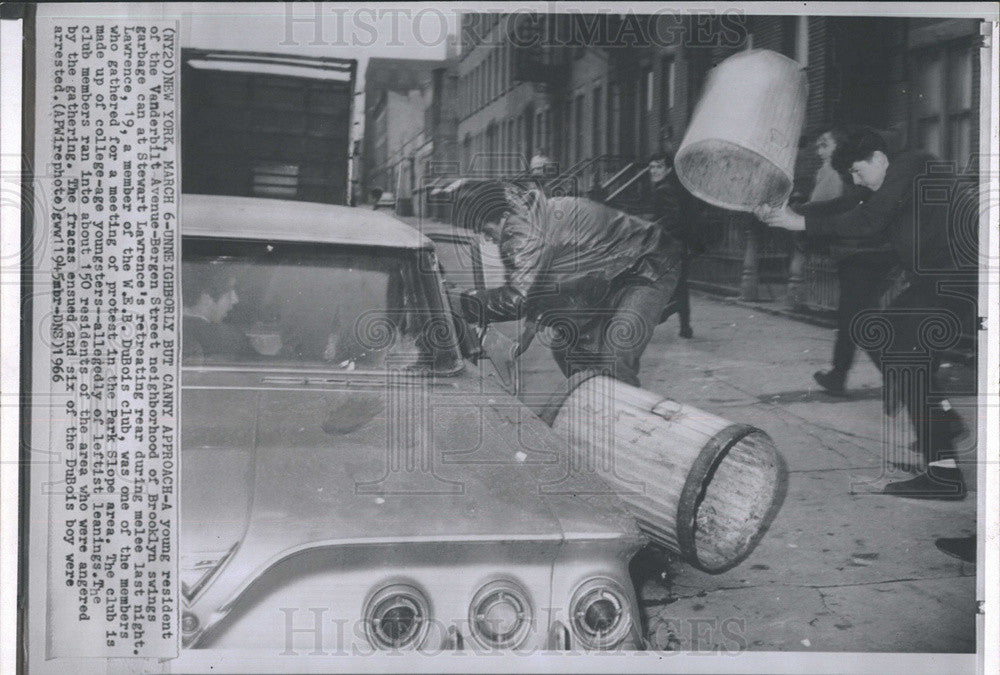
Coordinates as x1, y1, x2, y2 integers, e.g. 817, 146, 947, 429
756, 126, 973, 500
459, 182, 683, 388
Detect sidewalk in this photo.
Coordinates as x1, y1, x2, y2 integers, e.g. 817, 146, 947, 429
512, 292, 978, 653
401, 211, 978, 653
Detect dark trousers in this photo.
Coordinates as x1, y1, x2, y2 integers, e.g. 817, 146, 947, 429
549, 270, 679, 388
861, 276, 970, 463
831, 252, 897, 377
662, 257, 692, 332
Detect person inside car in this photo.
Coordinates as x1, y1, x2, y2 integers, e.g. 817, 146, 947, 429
182, 264, 254, 361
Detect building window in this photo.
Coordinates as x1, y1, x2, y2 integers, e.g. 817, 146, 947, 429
507, 118, 516, 170
662, 56, 676, 113
488, 51, 495, 100
637, 73, 650, 155
493, 49, 500, 98
494, 48, 501, 98
646, 68, 654, 113
795, 17, 809, 66
479, 58, 486, 105
608, 83, 619, 155
575, 93, 585, 162
592, 86, 603, 157
476, 62, 486, 110
505, 43, 512, 91
914, 42, 974, 162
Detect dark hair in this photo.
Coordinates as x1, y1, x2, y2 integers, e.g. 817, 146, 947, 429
456, 180, 511, 232
183, 264, 235, 307
831, 126, 888, 174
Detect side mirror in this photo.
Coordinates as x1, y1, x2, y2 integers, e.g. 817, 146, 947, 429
478, 324, 519, 394
440, 279, 483, 362
425, 230, 487, 362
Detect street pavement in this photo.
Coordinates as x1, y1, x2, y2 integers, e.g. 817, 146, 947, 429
403, 214, 979, 653
518, 293, 978, 654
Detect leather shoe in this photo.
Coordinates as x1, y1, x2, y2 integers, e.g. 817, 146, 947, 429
883, 468, 965, 500
935, 536, 976, 563
813, 369, 846, 396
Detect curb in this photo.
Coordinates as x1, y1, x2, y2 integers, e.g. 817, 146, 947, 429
688, 285, 975, 366
688, 284, 837, 330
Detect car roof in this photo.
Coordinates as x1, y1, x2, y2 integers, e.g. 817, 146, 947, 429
181, 194, 431, 249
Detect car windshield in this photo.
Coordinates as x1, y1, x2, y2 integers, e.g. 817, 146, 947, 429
181, 237, 461, 373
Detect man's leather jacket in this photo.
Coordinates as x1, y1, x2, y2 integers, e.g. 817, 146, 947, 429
461, 196, 683, 325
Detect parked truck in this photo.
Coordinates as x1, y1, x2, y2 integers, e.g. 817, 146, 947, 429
181, 49, 357, 205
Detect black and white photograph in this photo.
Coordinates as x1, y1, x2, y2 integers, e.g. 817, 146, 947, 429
1, 2, 997, 673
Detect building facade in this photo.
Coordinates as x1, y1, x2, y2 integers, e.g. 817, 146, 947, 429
453, 13, 983, 307
362, 53, 461, 214
361, 57, 445, 200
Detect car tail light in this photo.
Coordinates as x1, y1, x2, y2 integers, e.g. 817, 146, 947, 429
180, 544, 237, 603
569, 578, 633, 650
364, 584, 430, 650
469, 580, 533, 650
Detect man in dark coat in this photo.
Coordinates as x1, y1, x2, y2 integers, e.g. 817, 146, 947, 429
757, 126, 972, 500
459, 183, 683, 388
647, 142, 708, 339
182, 264, 254, 361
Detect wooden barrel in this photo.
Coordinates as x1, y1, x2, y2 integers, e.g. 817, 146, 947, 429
675, 49, 807, 213
546, 373, 785, 573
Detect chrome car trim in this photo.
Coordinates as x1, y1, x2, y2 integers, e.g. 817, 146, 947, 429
568, 577, 634, 650
362, 583, 432, 651
468, 579, 534, 650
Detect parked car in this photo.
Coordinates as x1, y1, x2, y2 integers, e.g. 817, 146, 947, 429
180, 194, 646, 654
373, 190, 397, 210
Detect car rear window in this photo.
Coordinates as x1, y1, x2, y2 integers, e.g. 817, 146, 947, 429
181, 237, 461, 373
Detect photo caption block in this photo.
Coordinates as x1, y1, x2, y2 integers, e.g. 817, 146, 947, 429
34, 18, 181, 658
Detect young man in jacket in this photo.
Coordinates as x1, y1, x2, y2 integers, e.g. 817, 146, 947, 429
756, 126, 972, 500
646, 127, 708, 339
459, 182, 683, 388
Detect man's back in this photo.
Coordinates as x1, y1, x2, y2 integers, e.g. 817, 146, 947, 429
502, 196, 682, 298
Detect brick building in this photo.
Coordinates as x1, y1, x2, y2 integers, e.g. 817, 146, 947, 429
361, 57, 445, 200
453, 12, 983, 307
362, 54, 461, 214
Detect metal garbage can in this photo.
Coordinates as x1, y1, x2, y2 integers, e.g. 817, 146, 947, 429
544, 372, 786, 573
675, 49, 807, 212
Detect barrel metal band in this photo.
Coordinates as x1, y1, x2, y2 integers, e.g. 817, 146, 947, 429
675, 423, 758, 574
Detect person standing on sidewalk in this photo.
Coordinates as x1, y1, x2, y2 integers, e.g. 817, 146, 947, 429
646, 126, 708, 339
458, 182, 683, 388
805, 128, 900, 395
756, 126, 971, 499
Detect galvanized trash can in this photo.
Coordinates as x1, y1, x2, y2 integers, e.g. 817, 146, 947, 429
675, 49, 808, 212
543, 372, 786, 573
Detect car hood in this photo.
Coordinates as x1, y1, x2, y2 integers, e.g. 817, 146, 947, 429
181, 369, 640, 573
